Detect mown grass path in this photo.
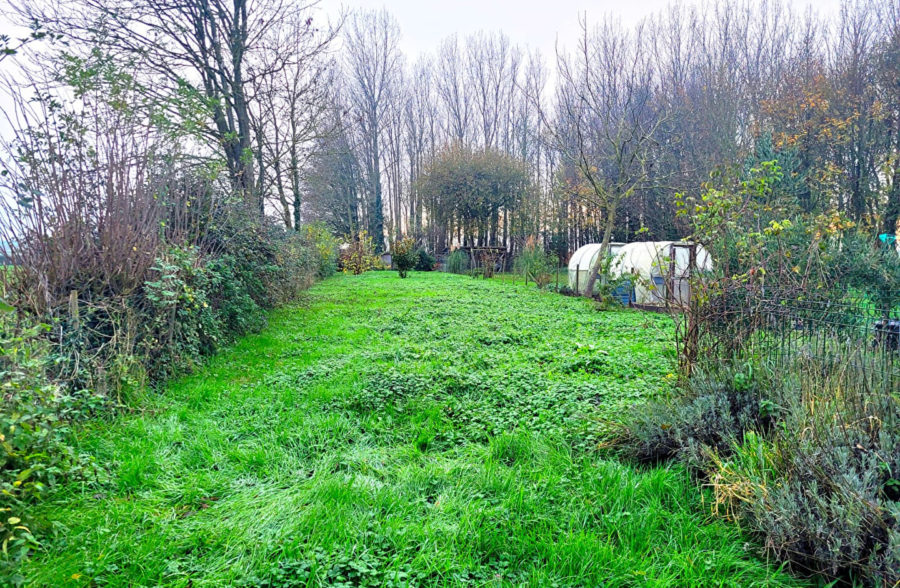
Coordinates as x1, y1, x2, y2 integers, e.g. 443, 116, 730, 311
25, 272, 799, 586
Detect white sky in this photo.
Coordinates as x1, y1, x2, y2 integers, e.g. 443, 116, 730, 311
322, 0, 845, 62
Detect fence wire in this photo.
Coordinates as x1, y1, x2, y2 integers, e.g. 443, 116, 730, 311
688, 285, 900, 391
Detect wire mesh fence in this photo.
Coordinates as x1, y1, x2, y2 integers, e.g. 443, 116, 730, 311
683, 284, 900, 392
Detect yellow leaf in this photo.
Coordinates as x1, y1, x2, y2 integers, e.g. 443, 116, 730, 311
7, 517, 20, 525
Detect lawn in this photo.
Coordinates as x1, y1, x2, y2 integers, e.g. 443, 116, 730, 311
23, 272, 799, 586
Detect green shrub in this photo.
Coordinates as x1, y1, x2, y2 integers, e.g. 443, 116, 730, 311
445, 250, 469, 274
301, 223, 340, 279
415, 249, 435, 271
591, 256, 640, 309
0, 309, 100, 582
268, 228, 318, 302
138, 224, 319, 384
392, 238, 417, 278
625, 363, 770, 470
723, 426, 900, 583
514, 238, 553, 289
340, 231, 379, 275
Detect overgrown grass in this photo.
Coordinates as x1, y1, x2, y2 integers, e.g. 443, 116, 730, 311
21, 272, 800, 586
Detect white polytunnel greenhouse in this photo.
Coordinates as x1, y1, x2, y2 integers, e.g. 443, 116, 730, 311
567, 243, 625, 296
568, 241, 713, 305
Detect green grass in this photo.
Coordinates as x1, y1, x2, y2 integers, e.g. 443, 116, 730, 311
23, 272, 800, 586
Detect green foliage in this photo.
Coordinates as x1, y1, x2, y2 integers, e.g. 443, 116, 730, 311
674, 161, 897, 305
0, 310, 100, 584
514, 238, 554, 289
141, 246, 221, 382
137, 226, 317, 384
746, 134, 812, 213
301, 223, 340, 279
414, 249, 435, 272
444, 250, 469, 274
340, 231, 379, 275
830, 231, 900, 310
676, 161, 789, 282
591, 255, 640, 310
391, 237, 417, 278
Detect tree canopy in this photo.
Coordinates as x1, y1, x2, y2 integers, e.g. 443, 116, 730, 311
416, 144, 532, 249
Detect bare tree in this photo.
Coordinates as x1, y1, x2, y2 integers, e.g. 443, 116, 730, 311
466, 32, 521, 149
344, 9, 402, 251
304, 100, 364, 237
250, 16, 339, 229
17, 0, 337, 214
435, 36, 472, 144
551, 16, 666, 297
403, 57, 438, 239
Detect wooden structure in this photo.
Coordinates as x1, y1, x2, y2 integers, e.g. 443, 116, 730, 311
460, 246, 507, 278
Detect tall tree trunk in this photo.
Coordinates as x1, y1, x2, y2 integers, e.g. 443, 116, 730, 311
582, 200, 616, 298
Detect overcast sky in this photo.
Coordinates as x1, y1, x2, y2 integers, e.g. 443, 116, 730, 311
0, 0, 847, 142
0, 0, 848, 78
321, 0, 845, 62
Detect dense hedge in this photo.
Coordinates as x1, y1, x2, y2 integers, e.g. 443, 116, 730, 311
0, 212, 337, 581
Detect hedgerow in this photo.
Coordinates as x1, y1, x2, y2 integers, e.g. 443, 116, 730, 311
0, 68, 336, 582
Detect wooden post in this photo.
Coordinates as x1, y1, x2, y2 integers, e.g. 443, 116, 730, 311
575, 261, 580, 295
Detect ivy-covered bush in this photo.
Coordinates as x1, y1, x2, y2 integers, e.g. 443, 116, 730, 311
127, 220, 320, 385
415, 249, 436, 271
